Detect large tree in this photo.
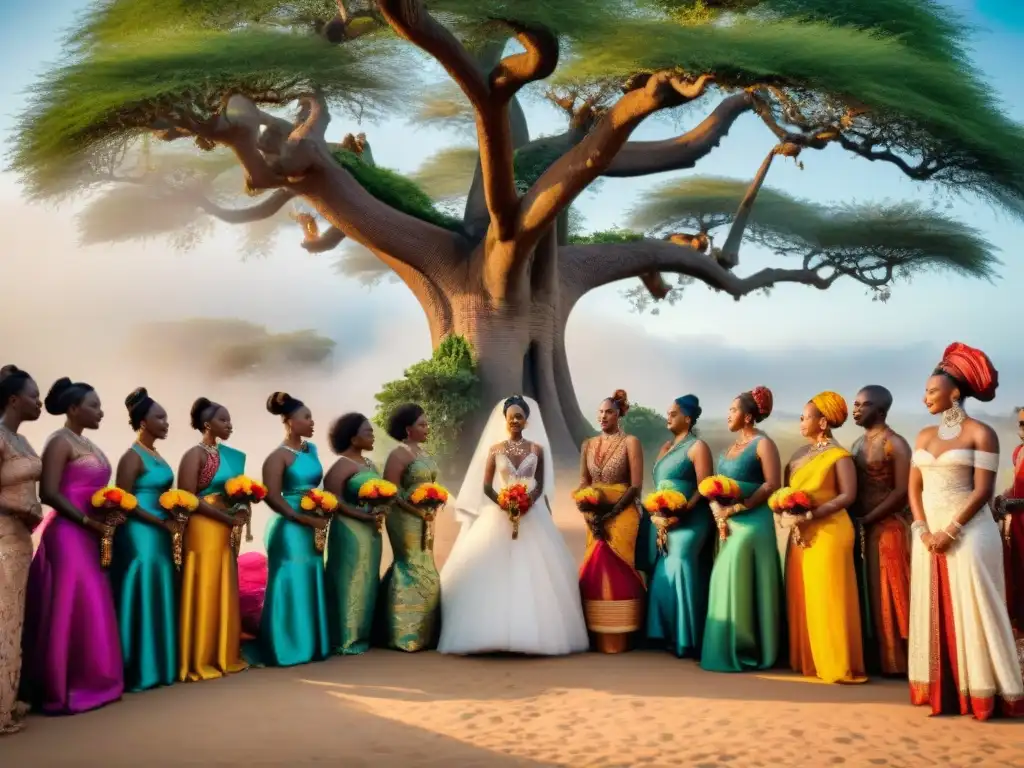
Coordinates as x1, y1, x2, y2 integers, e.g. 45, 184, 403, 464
11, 0, 1022, 458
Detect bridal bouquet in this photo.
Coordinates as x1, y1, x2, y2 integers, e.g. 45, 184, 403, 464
768, 487, 813, 549
358, 478, 399, 533
643, 488, 688, 554
300, 489, 339, 553
218, 475, 268, 552
158, 489, 200, 568
698, 475, 743, 542
409, 482, 450, 550
498, 483, 531, 540
91, 486, 138, 567
573, 486, 602, 513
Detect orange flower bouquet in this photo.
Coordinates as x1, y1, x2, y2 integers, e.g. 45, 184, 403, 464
300, 489, 339, 553
357, 478, 399, 533
90, 486, 138, 567
698, 475, 743, 541
643, 488, 688, 554
409, 482, 450, 550
217, 475, 267, 551
768, 487, 813, 549
498, 483, 532, 540
573, 486, 602, 513
158, 489, 200, 568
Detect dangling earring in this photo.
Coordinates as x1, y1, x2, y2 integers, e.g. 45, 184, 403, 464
939, 397, 966, 440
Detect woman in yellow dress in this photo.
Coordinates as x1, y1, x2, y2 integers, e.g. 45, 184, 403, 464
576, 389, 646, 653
779, 391, 866, 684
176, 397, 249, 681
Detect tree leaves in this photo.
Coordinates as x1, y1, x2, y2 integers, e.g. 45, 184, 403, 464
410, 146, 479, 201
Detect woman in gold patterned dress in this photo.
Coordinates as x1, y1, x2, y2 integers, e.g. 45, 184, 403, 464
576, 389, 646, 653
379, 404, 441, 651
0, 366, 43, 735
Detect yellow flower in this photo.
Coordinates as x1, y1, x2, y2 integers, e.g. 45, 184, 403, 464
643, 488, 687, 514
300, 495, 316, 511
121, 493, 138, 511
177, 491, 200, 511
159, 490, 179, 510
409, 482, 449, 506
319, 491, 339, 512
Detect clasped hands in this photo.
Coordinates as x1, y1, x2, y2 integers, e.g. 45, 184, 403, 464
919, 527, 958, 553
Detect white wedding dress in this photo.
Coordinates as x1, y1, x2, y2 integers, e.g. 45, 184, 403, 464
438, 398, 589, 656
908, 448, 1024, 717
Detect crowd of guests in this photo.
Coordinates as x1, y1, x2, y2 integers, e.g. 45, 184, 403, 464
0, 339, 1022, 737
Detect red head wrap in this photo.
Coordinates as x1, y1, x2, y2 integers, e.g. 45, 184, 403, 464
936, 342, 998, 403
751, 386, 773, 419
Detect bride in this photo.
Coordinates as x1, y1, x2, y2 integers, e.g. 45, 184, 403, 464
438, 395, 589, 655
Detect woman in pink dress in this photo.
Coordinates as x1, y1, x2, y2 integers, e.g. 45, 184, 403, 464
20, 378, 124, 715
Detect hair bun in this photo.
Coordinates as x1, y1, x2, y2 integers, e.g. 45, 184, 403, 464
44, 377, 74, 416
612, 389, 630, 416
266, 391, 292, 416
0, 364, 21, 379
124, 387, 149, 411
190, 397, 213, 431
751, 386, 774, 422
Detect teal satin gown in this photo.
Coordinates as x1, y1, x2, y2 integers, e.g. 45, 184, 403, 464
644, 436, 714, 658
110, 445, 178, 691
326, 461, 384, 654
700, 437, 783, 672
244, 443, 329, 667
377, 454, 441, 651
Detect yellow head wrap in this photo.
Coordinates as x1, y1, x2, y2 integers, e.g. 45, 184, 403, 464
811, 391, 848, 429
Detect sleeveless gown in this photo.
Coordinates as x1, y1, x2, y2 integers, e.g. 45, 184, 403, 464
110, 445, 177, 692
377, 453, 441, 651
909, 448, 1024, 719
327, 461, 384, 655
644, 435, 714, 658
21, 437, 124, 713
246, 443, 329, 666
1004, 444, 1024, 637
700, 437, 783, 673
578, 437, 647, 653
179, 444, 248, 681
438, 451, 588, 655
783, 445, 866, 684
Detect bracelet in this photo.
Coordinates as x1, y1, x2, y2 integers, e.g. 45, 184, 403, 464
804, 510, 814, 521
943, 526, 960, 540
949, 520, 963, 531
910, 520, 928, 533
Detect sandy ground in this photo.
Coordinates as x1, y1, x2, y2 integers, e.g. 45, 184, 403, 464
3, 650, 1023, 766
8, 489, 1024, 766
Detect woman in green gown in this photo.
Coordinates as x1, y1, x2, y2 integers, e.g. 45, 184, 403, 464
379, 404, 441, 651
111, 388, 177, 692
644, 395, 715, 658
700, 387, 784, 673
323, 413, 386, 655
247, 392, 329, 667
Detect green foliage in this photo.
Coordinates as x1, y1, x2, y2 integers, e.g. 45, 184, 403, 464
628, 176, 1000, 281
569, 228, 645, 245
410, 146, 479, 201
621, 402, 669, 471
11, 26, 402, 198
332, 149, 462, 231
561, 12, 1024, 213
512, 143, 565, 193
373, 335, 481, 461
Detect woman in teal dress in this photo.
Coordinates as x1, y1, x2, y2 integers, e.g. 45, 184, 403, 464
246, 392, 329, 667
111, 388, 177, 692
644, 395, 714, 658
700, 387, 784, 673
378, 404, 441, 651
323, 413, 386, 655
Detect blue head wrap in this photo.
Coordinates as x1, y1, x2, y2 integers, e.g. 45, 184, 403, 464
674, 394, 702, 423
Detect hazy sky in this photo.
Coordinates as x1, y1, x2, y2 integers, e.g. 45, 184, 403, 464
1, 0, 1023, 459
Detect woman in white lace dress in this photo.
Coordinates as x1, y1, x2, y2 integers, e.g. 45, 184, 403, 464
438, 395, 588, 655
908, 342, 1023, 719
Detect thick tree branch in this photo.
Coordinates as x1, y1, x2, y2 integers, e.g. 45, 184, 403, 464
196, 189, 296, 223
293, 213, 347, 253
604, 92, 754, 177
716, 143, 793, 269
559, 239, 839, 306
517, 73, 713, 249
490, 27, 559, 102
376, 0, 488, 107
